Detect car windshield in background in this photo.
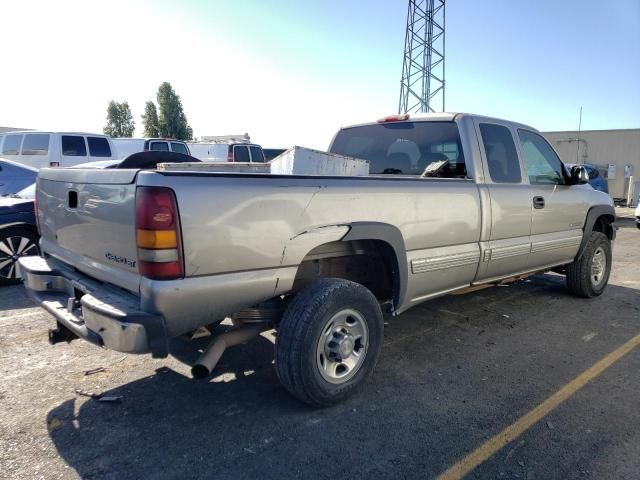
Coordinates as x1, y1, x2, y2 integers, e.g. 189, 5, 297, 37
330, 121, 466, 177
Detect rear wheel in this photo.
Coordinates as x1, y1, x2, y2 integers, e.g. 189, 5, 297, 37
0, 227, 40, 285
566, 231, 611, 298
275, 278, 384, 407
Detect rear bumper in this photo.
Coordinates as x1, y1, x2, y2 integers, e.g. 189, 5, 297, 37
18, 255, 169, 357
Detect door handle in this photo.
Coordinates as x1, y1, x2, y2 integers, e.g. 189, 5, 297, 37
533, 196, 545, 209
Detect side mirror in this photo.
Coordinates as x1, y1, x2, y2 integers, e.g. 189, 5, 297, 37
570, 165, 589, 184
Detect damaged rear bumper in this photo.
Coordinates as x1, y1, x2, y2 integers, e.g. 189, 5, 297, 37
18, 256, 168, 357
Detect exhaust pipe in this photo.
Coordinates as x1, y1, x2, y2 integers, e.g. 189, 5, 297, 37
191, 324, 267, 380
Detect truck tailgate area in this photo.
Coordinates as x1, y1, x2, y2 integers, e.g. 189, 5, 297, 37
37, 168, 141, 293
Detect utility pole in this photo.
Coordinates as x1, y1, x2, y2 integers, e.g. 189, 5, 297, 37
398, 0, 446, 114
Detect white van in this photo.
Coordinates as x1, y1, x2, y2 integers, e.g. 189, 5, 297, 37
0, 132, 117, 169
111, 138, 191, 159
187, 142, 265, 163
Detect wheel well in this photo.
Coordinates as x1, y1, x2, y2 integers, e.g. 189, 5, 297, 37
292, 239, 398, 305
592, 214, 615, 240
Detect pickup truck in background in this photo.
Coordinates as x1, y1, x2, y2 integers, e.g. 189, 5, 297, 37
111, 138, 191, 159
20, 113, 615, 407
187, 141, 265, 163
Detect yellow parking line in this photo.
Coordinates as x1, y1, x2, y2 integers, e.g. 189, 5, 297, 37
437, 333, 640, 480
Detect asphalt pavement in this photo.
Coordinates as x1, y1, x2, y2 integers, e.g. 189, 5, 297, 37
0, 214, 638, 480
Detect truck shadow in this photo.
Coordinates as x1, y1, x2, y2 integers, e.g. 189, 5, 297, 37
45, 277, 640, 479
0, 284, 37, 311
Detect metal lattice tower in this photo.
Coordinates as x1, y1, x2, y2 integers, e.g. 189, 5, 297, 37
398, 0, 445, 114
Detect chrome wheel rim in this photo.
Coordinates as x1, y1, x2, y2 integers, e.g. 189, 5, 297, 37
0, 235, 38, 280
590, 246, 607, 288
316, 308, 369, 384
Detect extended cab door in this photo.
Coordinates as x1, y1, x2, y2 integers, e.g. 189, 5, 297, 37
516, 129, 586, 269
474, 121, 533, 282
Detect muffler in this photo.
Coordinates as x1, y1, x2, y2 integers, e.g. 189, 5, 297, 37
191, 324, 268, 380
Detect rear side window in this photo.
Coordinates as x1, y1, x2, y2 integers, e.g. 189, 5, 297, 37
479, 124, 521, 183
170, 142, 189, 155
21, 134, 50, 155
234, 145, 250, 162
87, 137, 112, 157
249, 146, 265, 163
2, 134, 23, 155
517, 129, 565, 185
149, 141, 169, 152
62, 136, 87, 156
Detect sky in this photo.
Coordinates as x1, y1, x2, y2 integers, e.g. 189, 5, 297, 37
1, 0, 638, 149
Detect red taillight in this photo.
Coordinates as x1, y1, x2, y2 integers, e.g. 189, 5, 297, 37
377, 113, 410, 123
227, 149, 233, 162
135, 186, 184, 280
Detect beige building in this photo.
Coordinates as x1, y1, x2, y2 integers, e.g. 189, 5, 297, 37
543, 128, 640, 204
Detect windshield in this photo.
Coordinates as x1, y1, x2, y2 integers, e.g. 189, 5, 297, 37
329, 121, 466, 177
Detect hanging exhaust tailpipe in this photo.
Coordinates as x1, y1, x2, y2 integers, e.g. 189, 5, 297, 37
191, 324, 268, 380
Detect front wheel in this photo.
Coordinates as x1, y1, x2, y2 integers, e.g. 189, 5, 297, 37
275, 278, 384, 407
566, 231, 612, 298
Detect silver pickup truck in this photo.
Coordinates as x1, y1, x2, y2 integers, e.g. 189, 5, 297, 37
19, 113, 615, 407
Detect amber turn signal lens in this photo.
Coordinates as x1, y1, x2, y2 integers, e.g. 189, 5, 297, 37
136, 229, 177, 249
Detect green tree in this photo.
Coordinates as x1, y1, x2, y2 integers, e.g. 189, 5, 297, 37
103, 101, 135, 137
141, 101, 160, 138
156, 82, 193, 140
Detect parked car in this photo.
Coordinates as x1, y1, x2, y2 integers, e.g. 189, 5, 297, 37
0, 132, 117, 169
188, 142, 265, 162
635, 202, 640, 229
0, 158, 37, 196
0, 183, 38, 285
111, 138, 191, 159
20, 113, 615, 407
565, 163, 608, 193
263, 148, 287, 161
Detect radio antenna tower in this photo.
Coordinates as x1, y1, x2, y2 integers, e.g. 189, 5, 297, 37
398, 0, 446, 114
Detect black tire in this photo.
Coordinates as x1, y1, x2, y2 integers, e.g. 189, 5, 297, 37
0, 226, 40, 286
275, 278, 384, 407
566, 231, 611, 298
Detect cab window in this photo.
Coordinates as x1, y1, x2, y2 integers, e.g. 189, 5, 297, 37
329, 121, 466, 177
479, 124, 521, 183
518, 129, 565, 185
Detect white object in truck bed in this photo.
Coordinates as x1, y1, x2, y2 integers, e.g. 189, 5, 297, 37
158, 146, 369, 176
269, 146, 369, 176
